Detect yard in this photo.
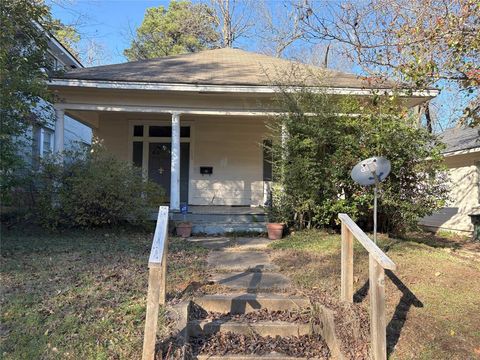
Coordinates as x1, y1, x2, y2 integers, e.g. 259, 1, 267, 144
0, 227, 207, 359
1, 226, 479, 359
270, 230, 480, 360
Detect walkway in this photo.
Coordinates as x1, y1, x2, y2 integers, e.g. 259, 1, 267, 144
188, 237, 291, 292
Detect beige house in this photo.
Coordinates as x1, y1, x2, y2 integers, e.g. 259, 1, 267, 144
420, 127, 480, 235
48, 48, 437, 231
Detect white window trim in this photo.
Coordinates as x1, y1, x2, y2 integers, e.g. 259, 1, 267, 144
39, 127, 54, 158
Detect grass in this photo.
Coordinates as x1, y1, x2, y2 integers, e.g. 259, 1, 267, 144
0, 227, 207, 360
269, 229, 480, 360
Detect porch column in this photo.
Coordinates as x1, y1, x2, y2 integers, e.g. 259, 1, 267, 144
170, 112, 181, 211
54, 107, 65, 158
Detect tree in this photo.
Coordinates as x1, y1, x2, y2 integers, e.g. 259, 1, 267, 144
124, 0, 219, 61
269, 89, 448, 234
50, 19, 80, 58
298, 0, 480, 127
211, 0, 255, 48
0, 0, 54, 201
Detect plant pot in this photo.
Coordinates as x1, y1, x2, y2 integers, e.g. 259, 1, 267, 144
176, 222, 192, 238
267, 222, 284, 240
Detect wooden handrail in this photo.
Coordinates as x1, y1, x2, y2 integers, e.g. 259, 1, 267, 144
142, 206, 169, 360
338, 213, 396, 360
338, 213, 396, 270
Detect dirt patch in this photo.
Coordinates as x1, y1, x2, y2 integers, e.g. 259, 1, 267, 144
189, 332, 331, 358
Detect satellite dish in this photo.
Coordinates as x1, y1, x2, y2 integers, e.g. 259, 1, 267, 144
351, 157, 391, 186
351, 156, 391, 243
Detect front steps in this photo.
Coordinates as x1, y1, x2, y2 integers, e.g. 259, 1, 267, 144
181, 294, 331, 359
170, 211, 267, 235
194, 294, 310, 314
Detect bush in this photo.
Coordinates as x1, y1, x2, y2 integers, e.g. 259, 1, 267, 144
269, 90, 449, 235
19, 143, 165, 229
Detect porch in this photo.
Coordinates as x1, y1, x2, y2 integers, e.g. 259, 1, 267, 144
169, 205, 267, 234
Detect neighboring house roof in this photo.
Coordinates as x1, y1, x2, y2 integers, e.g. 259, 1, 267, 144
34, 21, 83, 69
57, 48, 402, 89
440, 126, 480, 154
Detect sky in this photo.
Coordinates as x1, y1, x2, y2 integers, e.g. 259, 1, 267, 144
49, 1, 170, 65
48, 0, 469, 131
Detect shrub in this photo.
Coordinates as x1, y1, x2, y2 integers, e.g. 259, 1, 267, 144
21, 143, 165, 229
269, 90, 449, 235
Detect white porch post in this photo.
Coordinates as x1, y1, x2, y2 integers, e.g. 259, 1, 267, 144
54, 107, 65, 158
170, 112, 181, 211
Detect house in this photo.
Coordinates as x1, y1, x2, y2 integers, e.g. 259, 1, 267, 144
47, 48, 437, 233
24, 24, 91, 165
420, 127, 480, 235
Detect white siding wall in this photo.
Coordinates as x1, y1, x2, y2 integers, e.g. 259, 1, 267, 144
95, 116, 130, 161
191, 117, 267, 206
420, 152, 480, 233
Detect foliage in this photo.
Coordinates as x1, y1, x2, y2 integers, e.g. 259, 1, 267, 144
269, 90, 448, 234
50, 19, 81, 58
0, 0, 54, 201
299, 0, 480, 126
18, 143, 165, 229
124, 0, 219, 60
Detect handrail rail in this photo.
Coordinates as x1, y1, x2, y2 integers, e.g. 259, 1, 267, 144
338, 213, 396, 360
142, 206, 169, 360
338, 213, 396, 270
148, 206, 169, 267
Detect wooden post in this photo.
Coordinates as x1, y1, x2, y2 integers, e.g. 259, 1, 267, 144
159, 244, 168, 305
369, 254, 387, 360
341, 222, 354, 302
142, 266, 162, 360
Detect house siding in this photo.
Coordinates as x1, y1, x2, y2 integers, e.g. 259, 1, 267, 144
191, 117, 267, 206
420, 151, 480, 234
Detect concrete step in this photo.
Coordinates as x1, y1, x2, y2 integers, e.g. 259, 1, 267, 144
193, 294, 310, 314
188, 319, 312, 337
207, 251, 278, 272
196, 355, 308, 360
171, 213, 267, 223
209, 272, 291, 291
193, 224, 266, 235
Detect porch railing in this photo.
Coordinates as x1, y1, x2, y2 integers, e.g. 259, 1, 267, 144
142, 206, 169, 360
338, 213, 396, 360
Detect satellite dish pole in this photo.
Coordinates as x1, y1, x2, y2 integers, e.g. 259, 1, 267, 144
351, 157, 391, 244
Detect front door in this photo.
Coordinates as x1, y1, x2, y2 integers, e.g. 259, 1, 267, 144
148, 142, 189, 203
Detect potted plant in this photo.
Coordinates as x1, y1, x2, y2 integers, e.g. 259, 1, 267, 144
176, 204, 192, 237
176, 221, 192, 238
265, 202, 285, 240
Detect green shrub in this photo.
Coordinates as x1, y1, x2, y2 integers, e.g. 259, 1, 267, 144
269, 90, 449, 235
21, 143, 165, 229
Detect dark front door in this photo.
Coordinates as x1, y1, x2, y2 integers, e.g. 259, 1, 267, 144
148, 142, 189, 203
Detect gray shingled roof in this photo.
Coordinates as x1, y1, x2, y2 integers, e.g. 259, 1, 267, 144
59, 48, 399, 88
440, 127, 480, 153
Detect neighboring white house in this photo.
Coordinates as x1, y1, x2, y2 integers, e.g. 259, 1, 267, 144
47, 48, 437, 213
420, 127, 480, 235
24, 25, 92, 165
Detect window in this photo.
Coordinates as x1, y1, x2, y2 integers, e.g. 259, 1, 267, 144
34, 127, 54, 158
263, 140, 273, 181
148, 126, 190, 138
132, 141, 143, 167
133, 125, 144, 137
